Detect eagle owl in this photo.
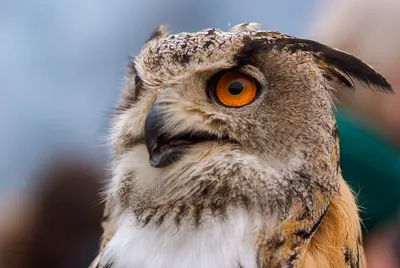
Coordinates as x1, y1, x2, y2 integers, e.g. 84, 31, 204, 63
90, 23, 393, 268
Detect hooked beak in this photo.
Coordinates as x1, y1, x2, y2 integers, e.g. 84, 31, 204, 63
144, 103, 188, 168
144, 102, 228, 168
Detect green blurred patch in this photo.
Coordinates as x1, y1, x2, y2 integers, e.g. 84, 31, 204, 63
336, 109, 400, 232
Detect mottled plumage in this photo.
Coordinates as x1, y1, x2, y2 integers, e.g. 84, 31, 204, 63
90, 23, 393, 268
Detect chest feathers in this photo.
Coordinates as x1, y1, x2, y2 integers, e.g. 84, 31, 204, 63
99, 208, 271, 268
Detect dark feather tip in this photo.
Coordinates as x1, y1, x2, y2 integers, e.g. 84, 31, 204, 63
274, 38, 394, 94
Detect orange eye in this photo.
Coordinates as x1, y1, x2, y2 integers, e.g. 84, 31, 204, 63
215, 72, 258, 107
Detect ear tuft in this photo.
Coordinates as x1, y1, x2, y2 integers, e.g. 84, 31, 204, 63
314, 45, 393, 94
229, 22, 261, 33
146, 25, 168, 43
274, 38, 393, 94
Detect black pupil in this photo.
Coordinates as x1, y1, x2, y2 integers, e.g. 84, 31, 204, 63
228, 81, 243, 95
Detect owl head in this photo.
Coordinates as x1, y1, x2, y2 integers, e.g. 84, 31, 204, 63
109, 23, 392, 226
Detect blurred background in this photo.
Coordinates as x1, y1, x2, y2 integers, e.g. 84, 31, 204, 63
0, 0, 399, 267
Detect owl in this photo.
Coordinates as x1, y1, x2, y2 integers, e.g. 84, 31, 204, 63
90, 23, 393, 268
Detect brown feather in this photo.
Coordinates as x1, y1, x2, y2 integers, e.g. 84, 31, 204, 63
303, 176, 366, 268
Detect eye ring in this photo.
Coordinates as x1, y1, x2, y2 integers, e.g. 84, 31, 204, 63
212, 71, 259, 108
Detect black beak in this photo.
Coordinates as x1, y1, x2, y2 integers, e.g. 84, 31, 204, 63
144, 102, 165, 166
144, 102, 229, 168
144, 102, 187, 168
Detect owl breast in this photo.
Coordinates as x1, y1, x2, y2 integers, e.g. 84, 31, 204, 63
100, 208, 272, 268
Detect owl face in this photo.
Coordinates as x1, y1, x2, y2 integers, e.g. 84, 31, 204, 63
115, 28, 330, 164
110, 23, 391, 223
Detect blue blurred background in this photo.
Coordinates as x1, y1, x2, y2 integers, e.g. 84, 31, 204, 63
0, 0, 317, 193
0, 1, 399, 267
